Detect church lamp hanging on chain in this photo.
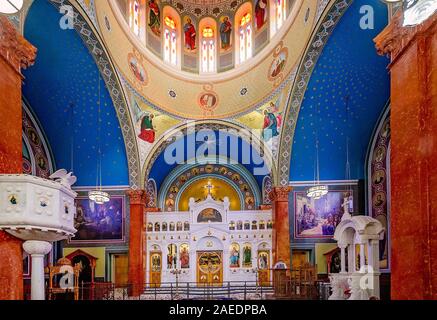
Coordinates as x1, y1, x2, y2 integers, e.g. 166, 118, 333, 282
88, 70, 110, 205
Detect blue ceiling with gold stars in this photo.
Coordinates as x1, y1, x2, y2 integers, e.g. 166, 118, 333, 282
149, 131, 268, 192
290, 0, 390, 181
22, 0, 129, 186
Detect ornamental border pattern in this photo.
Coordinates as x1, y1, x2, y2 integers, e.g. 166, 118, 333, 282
50, 0, 141, 189
277, 0, 352, 186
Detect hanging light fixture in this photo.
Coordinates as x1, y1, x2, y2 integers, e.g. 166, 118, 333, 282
307, 103, 328, 200
0, 0, 24, 14
89, 72, 110, 205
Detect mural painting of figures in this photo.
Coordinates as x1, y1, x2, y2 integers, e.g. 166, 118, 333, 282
261, 101, 282, 142
219, 16, 232, 50
230, 243, 240, 268
148, 0, 161, 36
243, 244, 252, 267
184, 17, 196, 51
255, 0, 268, 30
180, 244, 190, 269
72, 197, 124, 243
295, 191, 351, 238
138, 113, 156, 143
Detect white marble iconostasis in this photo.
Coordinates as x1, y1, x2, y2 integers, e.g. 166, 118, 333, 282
145, 195, 273, 285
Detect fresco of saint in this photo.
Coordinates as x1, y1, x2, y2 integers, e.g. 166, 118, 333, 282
184, 17, 196, 51
255, 0, 268, 30
138, 113, 156, 143
220, 16, 232, 50
148, 0, 161, 36
262, 102, 282, 142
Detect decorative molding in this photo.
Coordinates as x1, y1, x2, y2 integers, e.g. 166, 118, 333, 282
272, 186, 292, 202
0, 16, 36, 75
126, 189, 147, 205
277, 0, 352, 186
49, 0, 141, 189
374, 10, 437, 62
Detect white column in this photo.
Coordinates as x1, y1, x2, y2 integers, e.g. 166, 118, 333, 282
368, 239, 380, 272
347, 244, 356, 273
360, 243, 366, 270
23, 240, 53, 300
339, 245, 347, 273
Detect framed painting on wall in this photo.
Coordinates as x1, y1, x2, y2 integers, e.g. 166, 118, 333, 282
69, 196, 125, 244
294, 190, 353, 239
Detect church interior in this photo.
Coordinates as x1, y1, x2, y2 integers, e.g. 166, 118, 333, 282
0, 0, 436, 301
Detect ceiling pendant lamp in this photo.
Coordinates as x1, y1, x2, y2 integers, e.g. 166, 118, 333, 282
0, 0, 24, 14
88, 73, 110, 205
307, 103, 328, 200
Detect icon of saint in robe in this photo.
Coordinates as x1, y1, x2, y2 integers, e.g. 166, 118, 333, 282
138, 114, 156, 143
148, 0, 161, 36
184, 18, 196, 51
255, 0, 267, 30
220, 16, 232, 50
262, 107, 280, 141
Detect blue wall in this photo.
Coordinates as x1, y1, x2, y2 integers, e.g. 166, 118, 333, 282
23, 0, 129, 186
290, 0, 390, 181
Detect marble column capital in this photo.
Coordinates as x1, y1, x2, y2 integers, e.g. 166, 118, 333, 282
271, 186, 292, 202
0, 16, 36, 75
126, 189, 147, 205
22, 240, 52, 256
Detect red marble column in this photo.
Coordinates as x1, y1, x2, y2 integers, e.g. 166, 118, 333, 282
0, 16, 36, 300
126, 189, 147, 296
375, 12, 437, 300
272, 187, 292, 267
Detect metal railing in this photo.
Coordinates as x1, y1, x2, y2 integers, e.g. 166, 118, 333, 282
42, 278, 323, 300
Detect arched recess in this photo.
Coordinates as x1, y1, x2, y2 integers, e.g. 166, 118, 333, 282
276, 0, 353, 186
22, 100, 55, 178
45, 0, 141, 188
157, 157, 262, 211
366, 104, 391, 272
141, 120, 277, 186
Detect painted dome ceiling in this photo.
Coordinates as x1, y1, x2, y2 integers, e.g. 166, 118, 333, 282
97, 0, 315, 119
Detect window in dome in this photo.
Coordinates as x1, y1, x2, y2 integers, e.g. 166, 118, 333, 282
129, 0, 141, 36
274, 0, 287, 33
239, 13, 252, 64
201, 26, 216, 73
164, 16, 177, 66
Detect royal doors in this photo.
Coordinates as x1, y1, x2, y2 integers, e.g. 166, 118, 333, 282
197, 251, 223, 286
150, 251, 162, 287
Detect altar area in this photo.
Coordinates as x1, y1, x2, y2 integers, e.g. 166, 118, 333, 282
145, 195, 273, 287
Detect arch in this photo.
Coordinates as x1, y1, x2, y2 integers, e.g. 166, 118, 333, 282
162, 5, 181, 67
277, 0, 353, 186
37, 0, 140, 188
235, 2, 253, 65
199, 17, 217, 73
142, 120, 277, 186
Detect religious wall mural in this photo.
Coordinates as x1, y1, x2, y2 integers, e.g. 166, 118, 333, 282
294, 191, 353, 239
219, 16, 232, 51
148, 0, 161, 36
255, 0, 268, 31
71, 196, 125, 243
197, 208, 223, 223
128, 51, 148, 87
184, 16, 197, 52
368, 111, 391, 271
268, 47, 288, 81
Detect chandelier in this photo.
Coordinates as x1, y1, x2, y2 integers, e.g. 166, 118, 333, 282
88, 72, 110, 204
307, 185, 328, 200
88, 190, 110, 205
307, 103, 328, 200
